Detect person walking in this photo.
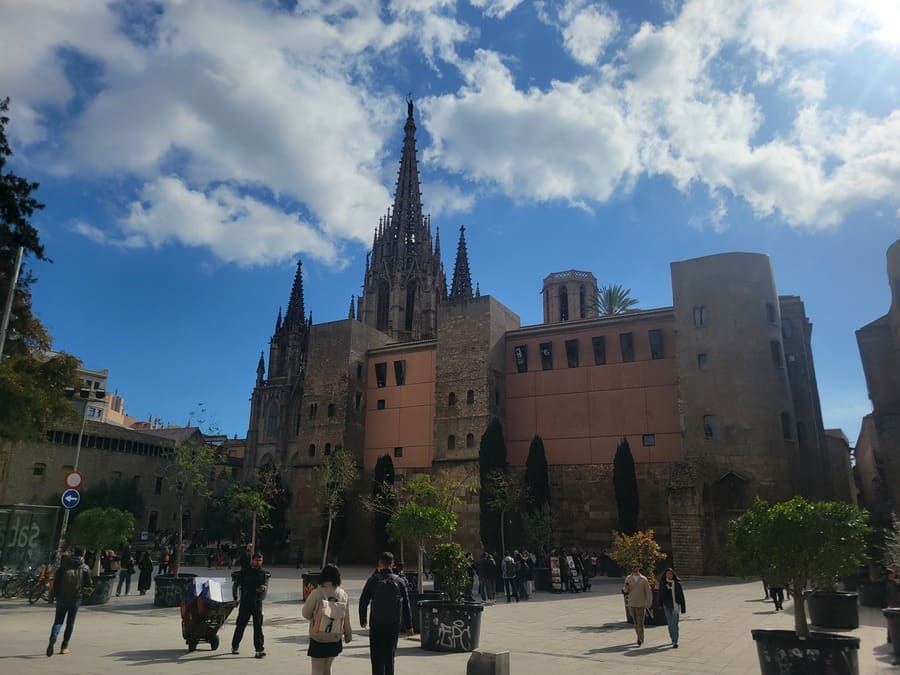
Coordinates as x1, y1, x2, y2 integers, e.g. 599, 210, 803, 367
623, 561, 652, 646
768, 573, 786, 611
302, 564, 352, 675
514, 551, 529, 601
137, 551, 154, 595
116, 543, 134, 596
231, 552, 270, 658
657, 568, 687, 648
46, 547, 92, 657
358, 552, 413, 675
501, 552, 518, 602
158, 549, 169, 575
483, 554, 497, 604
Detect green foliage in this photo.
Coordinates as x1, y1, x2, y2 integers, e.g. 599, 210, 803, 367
431, 542, 471, 604
728, 496, 870, 637
313, 448, 360, 567
595, 284, 639, 315
485, 469, 527, 554
372, 454, 396, 554
386, 474, 460, 545
608, 529, 667, 586
478, 417, 507, 553
524, 505, 557, 559
70, 507, 135, 574
884, 513, 900, 571
525, 435, 550, 512
77, 476, 145, 520
0, 352, 79, 440
613, 437, 639, 535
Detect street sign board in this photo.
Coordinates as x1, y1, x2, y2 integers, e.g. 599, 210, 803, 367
61, 489, 80, 510
64, 471, 84, 489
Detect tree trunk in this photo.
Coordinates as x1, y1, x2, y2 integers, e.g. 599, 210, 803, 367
417, 546, 424, 594
321, 513, 333, 569
175, 496, 184, 574
500, 510, 506, 555
794, 586, 810, 637
251, 512, 257, 552
92, 556, 101, 577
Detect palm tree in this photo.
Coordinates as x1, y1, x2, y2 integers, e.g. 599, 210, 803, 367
596, 284, 639, 315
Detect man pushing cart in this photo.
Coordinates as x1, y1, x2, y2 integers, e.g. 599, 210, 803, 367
181, 577, 236, 651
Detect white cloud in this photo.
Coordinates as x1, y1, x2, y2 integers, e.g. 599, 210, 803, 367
469, 0, 524, 19
421, 181, 476, 216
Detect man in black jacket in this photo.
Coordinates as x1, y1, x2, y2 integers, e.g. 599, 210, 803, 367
46, 547, 92, 657
231, 552, 269, 658
358, 552, 413, 675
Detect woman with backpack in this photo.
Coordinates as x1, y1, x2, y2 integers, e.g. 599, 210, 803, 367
302, 564, 352, 675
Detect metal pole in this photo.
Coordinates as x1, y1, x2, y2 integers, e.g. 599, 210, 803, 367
54, 400, 89, 564
0, 246, 25, 360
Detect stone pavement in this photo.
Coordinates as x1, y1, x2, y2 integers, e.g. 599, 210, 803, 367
0, 566, 896, 674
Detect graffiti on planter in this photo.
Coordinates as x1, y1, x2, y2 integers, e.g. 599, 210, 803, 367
436, 618, 471, 651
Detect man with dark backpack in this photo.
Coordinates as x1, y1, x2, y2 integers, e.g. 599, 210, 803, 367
358, 552, 412, 675
46, 547, 92, 657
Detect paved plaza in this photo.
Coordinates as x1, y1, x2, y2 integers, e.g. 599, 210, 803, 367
0, 566, 896, 674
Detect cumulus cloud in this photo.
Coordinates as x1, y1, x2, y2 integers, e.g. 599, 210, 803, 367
538, 1, 620, 66
469, 0, 525, 19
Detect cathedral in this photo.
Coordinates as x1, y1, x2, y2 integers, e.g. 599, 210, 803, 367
244, 101, 853, 573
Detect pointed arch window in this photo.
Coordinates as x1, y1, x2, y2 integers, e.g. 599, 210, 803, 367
466, 433, 474, 448
265, 402, 279, 438
376, 281, 390, 331
448, 435, 456, 450
559, 287, 569, 321
404, 282, 417, 333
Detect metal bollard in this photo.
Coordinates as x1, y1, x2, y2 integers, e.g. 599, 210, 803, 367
467, 650, 510, 675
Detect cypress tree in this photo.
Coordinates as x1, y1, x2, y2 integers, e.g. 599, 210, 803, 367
372, 454, 395, 554
613, 437, 639, 535
525, 435, 550, 512
478, 417, 507, 554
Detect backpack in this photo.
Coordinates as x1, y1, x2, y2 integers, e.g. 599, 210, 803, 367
502, 557, 516, 578
370, 573, 402, 626
57, 565, 84, 603
311, 588, 347, 642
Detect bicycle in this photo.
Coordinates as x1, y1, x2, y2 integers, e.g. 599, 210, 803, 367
1, 567, 35, 599
27, 563, 54, 604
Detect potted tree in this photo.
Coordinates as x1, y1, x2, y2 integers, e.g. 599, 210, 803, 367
729, 496, 869, 675
68, 507, 134, 605
881, 514, 900, 657
608, 529, 668, 626
419, 542, 484, 653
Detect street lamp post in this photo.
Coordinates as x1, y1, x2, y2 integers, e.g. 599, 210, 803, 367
54, 386, 105, 564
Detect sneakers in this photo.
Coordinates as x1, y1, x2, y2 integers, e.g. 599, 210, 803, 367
61, 647, 70, 655
673, 643, 679, 649
46, 640, 55, 657
255, 651, 266, 659
231, 648, 239, 655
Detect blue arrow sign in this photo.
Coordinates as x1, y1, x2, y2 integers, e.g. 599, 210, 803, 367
61, 489, 80, 509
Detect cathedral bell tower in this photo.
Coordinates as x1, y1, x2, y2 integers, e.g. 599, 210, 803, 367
358, 99, 446, 341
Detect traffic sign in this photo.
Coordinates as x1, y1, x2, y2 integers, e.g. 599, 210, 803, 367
61, 489, 81, 509
64, 471, 84, 489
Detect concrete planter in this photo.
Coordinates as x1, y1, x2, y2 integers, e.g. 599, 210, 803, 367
154, 573, 197, 607
82, 573, 116, 606
418, 600, 483, 653
751, 629, 859, 675
808, 591, 859, 629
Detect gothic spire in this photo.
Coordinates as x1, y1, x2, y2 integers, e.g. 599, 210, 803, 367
256, 351, 265, 385
285, 260, 305, 329
348, 295, 356, 320
390, 98, 426, 255
450, 225, 473, 299
274, 307, 282, 333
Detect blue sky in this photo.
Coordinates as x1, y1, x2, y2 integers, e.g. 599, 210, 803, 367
3, 0, 899, 440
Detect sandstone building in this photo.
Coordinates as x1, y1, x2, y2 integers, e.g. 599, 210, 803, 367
245, 101, 846, 574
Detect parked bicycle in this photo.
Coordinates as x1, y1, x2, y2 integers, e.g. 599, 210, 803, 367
27, 563, 54, 604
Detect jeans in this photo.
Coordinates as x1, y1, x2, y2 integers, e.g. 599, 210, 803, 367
479, 579, 488, 602
770, 587, 784, 610
664, 605, 680, 644
517, 579, 528, 600
369, 624, 400, 675
116, 570, 131, 595
50, 600, 81, 646
232, 602, 264, 651
503, 578, 518, 601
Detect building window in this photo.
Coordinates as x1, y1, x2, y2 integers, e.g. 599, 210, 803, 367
466, 390, 474, 405
394, 447, 403, 458
565, 339, 579, 368
620, 332, 634, 362
394, 360, 406, 386
780, 412, 793, 440
642, 434, 656, 447
309, 402, 318, 418
797, 421, 807, 449
648, 329, 664, 360
559, 287, 568, 321
592, 336, 606, 365
356, 363, 363, 380
375, 362, 387, 388
781, 318, 793, 339
377, 399, 386, 410
540, 342, 553, 370
32, 462, 46, 477
308, 444, 316, 457
693, 305, 706, 327
770, 340, 783, 369
154, 477, 163, 495
448, 392, 457, 406
448, 435, 456, 450
327, 403, 335, 418
148, 511, 158, 533
466, 433, 474, 448
766, 302, 776, 324
697, 353, 708, 370
579, 285, 587, 319
355, 393, 362, 411
703, 415, 720, 441
324, 443, 332, 456
514, 345, 528, 373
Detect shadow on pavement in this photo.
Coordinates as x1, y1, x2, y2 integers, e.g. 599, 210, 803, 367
623, 644, 671, 656
871, 641, 897, 667
567, 622, 630, 633
584, 643, 633, 655
106, 648, 228, 665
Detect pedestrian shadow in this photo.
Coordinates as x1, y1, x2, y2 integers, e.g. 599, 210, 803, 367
107, 648, 225, 665
584, 643, 633, 654
567, 622, 630, 633
623, 644, 671, 656
0, 654, 46, 661
871, 641, 897, 666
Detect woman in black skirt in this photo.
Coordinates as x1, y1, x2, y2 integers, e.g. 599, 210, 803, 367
302, 564, 352, 674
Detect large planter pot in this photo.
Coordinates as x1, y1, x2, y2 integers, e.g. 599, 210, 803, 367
859, 581, 887, 608
884, 609, 900, 658
751, 629, 859, 675
82, 573, 116, 606
534, 568, 551, 592
808, 592, 860, 629
842, 576, 859, 592
407, 590, 443, 634
418, 600, 483, 653
301, 572, 321, 601
154, 573, 197, 607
